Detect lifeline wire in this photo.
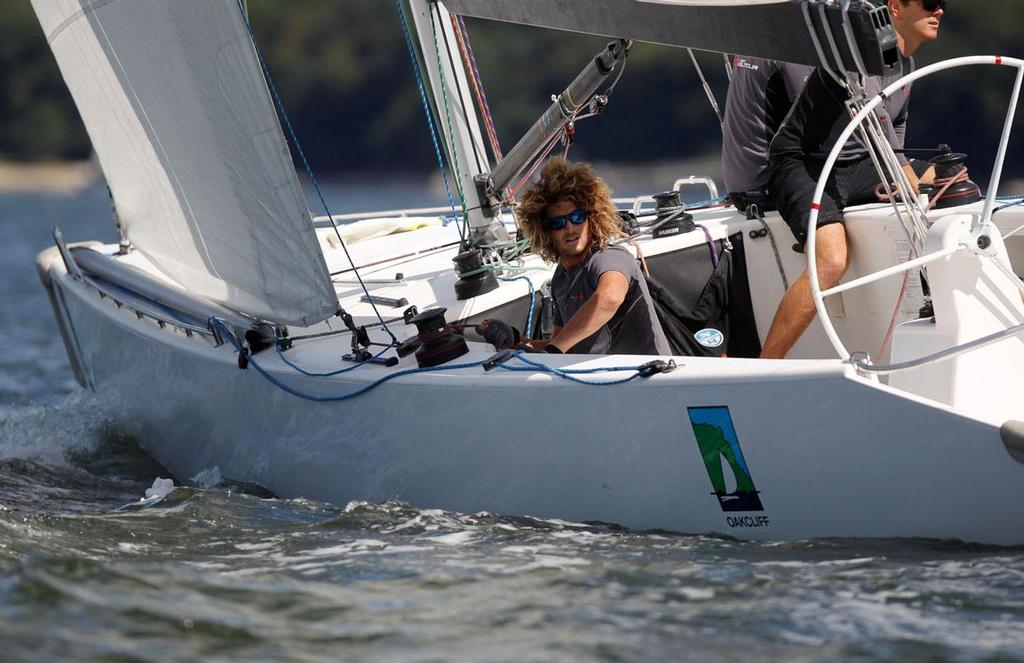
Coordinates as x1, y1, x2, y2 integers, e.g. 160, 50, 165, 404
234, 1, 396, 342
394, 0, 464, 240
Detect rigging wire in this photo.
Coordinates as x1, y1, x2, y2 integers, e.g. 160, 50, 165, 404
506, 49, 630, 199
394, 0, 464, 242
603, 49, 629, 98
434, 5, 487, 177
453, 15, 503, 162
233, 0, 396, 343
426, 4, 483, 241
876, 260, 913, 361
507, 130, 567, 199
427, 7, 468, 207
688, 48, 723, 130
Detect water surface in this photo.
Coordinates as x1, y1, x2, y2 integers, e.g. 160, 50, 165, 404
2, 185, 1024, 661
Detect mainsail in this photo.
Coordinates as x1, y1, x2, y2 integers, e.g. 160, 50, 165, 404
32, 0, 338, 327
444, 0, 897, 76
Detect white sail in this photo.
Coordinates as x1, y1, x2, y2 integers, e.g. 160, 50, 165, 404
32, 0, 337, 326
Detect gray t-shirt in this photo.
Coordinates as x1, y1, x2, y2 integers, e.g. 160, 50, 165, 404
551, 245, 671, 355
722, 56, 813, 194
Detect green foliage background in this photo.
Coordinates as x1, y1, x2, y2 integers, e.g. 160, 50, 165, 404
2, 1, 1022, 178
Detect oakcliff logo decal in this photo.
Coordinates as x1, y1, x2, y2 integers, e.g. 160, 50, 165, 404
687, 407, 767, 527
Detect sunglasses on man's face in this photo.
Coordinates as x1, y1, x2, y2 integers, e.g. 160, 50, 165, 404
546, 208, 590, 231
920, 0, 947, 12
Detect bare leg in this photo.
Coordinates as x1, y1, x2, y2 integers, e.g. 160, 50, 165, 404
760, 223, 849, 359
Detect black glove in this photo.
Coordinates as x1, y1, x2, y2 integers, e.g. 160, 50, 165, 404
479, 319, 521, 349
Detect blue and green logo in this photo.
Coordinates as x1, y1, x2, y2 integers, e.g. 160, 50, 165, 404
687, 406, 764, 512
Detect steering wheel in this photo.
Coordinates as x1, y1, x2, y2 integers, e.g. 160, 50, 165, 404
805, 56, 1024, 367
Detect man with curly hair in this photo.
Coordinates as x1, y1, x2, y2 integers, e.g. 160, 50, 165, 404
480, 158, 670, 355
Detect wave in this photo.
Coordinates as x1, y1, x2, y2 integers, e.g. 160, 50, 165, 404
0, 391, 114, 465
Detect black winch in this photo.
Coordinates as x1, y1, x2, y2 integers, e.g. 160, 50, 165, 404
651, 191, 695, 239
408, 308, 469, 368
929, 152, 982, 209
453, 247, 499, 300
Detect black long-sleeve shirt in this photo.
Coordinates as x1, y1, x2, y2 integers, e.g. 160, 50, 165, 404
770, 55, 913, 164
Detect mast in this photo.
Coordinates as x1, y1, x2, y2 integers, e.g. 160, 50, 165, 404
406, 0, 511, 248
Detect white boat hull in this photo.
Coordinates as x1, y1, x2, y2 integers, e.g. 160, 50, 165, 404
47, 264, 1024, 544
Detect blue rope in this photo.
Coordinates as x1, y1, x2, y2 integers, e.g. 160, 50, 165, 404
497, 275, 536, 335
212, 320, 654, 402
688, 195, 729, 209
994, 197, 1024, 214
213, 318, 480, 401
393, 0, 464, 242
508, 353, 642, 375
275, 343, 391, 378
233, 0, 396, 342
497, 353, 644, 386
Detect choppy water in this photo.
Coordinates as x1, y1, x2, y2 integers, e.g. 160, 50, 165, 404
3, 185, 1024, 661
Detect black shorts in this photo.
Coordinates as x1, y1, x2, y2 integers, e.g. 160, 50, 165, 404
768, 155, 882, 245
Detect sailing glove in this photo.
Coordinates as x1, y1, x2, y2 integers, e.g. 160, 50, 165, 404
479, 319, 521, 349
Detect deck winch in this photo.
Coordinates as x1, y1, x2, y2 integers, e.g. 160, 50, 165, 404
651, 191, 695, 239
927, 152, 982, 209
453, 248, 499, 300
408, 308, 469, 368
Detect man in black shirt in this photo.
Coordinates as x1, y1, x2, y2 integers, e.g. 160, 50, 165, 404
760, 0, 945, 359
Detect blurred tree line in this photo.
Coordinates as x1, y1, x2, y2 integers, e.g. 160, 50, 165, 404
2, 0, 1022, 179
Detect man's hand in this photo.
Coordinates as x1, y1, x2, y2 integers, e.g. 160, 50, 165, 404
919, 164, 937, 186
902, 161, 922, 194
478, 319, 521, 349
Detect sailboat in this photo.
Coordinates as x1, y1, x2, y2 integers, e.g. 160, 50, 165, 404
31, 0, 1024, 544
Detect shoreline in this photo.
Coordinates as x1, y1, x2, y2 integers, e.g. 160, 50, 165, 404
0, 160, 100, 194
3, 157, 1021, 198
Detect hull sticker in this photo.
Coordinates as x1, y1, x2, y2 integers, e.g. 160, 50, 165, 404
687, 406, 764, 513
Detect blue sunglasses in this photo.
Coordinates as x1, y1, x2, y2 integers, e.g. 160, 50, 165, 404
546, 208, 590, 231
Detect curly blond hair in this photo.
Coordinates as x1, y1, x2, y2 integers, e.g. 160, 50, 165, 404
514, 158, 624, 263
